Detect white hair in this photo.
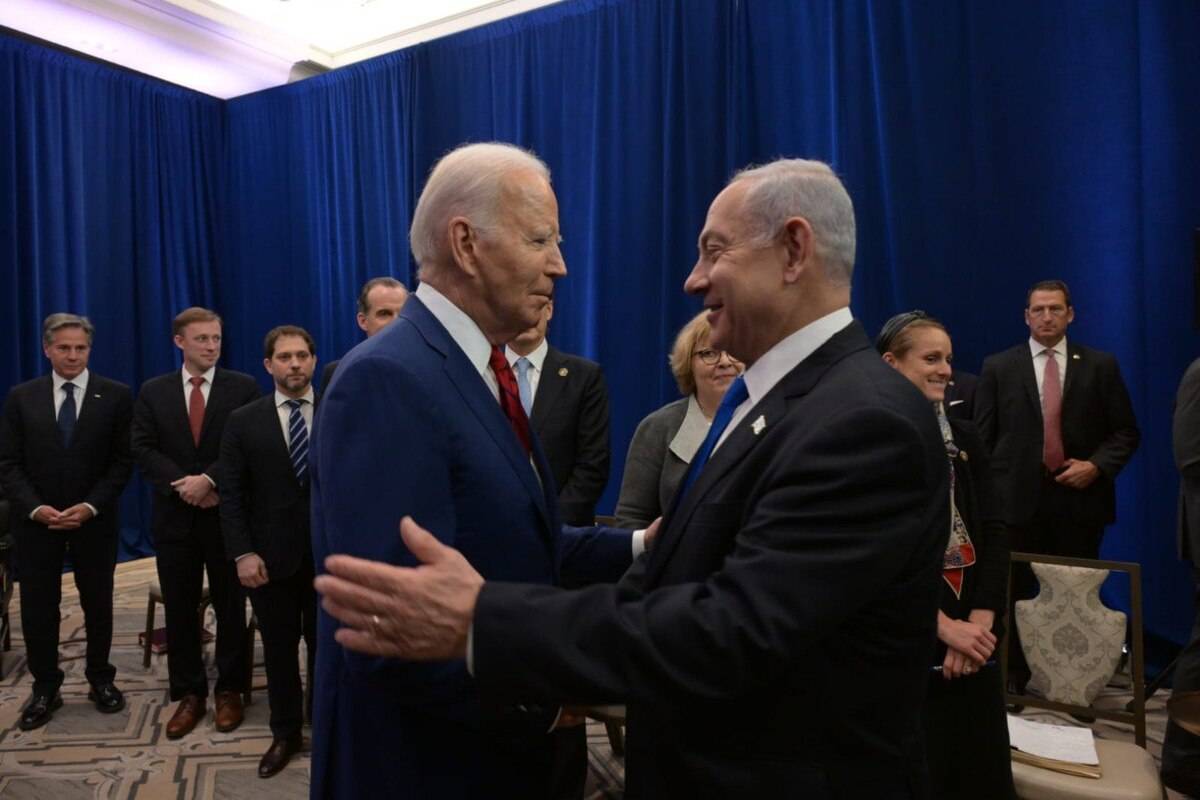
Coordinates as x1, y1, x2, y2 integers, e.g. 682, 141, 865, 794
732, 159, 857, 287
409, 142, 551, 276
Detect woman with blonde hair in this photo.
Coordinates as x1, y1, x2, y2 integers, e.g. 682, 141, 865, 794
614, 312, 742, 528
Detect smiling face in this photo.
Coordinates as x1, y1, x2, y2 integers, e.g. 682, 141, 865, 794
684, 180, 791, 366
174, 320, 222, 375
43, 326, 91, 380
1024, 289, 1074, 349
883, 325, 953, 403
691, 336, 744, 413
470, 170, 566, 343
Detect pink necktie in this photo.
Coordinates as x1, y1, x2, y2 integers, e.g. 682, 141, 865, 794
1042, 350, 1065, 471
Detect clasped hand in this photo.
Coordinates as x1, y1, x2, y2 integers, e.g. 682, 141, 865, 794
34, 503, 94, 529
171, 474, 215, 506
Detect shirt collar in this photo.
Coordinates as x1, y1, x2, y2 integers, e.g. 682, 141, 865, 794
1029, 336, 1067, 359
415, 282, 494, 381
506, 338, 548, 372
182, 365, 217, 387
52, 369, 89, 392
741, 307, 854, 407
275, 387, 315, 407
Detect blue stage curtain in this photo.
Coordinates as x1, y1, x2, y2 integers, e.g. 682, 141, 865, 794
0, 35, 227, 559
5, 0, 1200, 646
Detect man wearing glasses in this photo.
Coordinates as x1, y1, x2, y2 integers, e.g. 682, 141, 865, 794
975, 280, 1139, 689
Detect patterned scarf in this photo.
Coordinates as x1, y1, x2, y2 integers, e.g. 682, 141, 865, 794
937, 403, 976, 598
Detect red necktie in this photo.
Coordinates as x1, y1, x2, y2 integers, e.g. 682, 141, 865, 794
1041, 350, 1065, 471
488, 346, 532, 455
188, 375, 206, 447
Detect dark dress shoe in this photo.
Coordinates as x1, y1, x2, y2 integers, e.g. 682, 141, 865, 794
88, 683, 126, 714
258, 736, 302, 778
18, 692, 63, 731
165, 694, 206, 739
213, 690, 244, 733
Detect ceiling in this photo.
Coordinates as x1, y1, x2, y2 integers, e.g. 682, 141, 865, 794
0, 0, 563, 98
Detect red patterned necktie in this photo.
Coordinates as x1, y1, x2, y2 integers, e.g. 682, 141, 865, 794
488, 346, 532, 455
188, 375, 206, 447
1041, 349, 1065, 471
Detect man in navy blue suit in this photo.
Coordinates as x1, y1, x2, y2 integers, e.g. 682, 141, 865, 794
308, 142, 639, 799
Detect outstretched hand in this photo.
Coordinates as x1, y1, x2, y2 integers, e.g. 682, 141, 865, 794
315, 516, 484, 660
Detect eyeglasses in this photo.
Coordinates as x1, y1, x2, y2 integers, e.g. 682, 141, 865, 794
694, 348, 729, 365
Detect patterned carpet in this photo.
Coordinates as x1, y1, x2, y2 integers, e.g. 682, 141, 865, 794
0, 557, 626, 799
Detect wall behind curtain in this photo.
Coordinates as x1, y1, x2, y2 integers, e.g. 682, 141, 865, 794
1, 35, 227, 558
4, 0, 1200, 647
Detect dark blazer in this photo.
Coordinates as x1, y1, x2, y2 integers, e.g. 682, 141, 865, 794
974, 341, 1139, 528
474, 322, 949, 799
529, 346, 611, 525
0, 373, 133, 536
1174, 358, 1200, 561
219, 394, 315, 580
320, 359, 339, 391
309, 296, 633, 799
131, 368, 261, 537
944, 370, 978, 421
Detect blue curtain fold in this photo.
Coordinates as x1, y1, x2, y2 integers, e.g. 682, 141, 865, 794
3, 0, 1200, 646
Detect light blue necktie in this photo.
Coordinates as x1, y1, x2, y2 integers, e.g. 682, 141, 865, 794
58, 382, 77, 447
677, 375, 749, 500
286, 399, 309, 483
515, 357, 534, 417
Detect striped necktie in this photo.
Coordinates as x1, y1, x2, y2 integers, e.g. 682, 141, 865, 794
286, 399, 309, 483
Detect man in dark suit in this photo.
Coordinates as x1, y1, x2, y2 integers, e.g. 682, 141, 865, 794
974, 281, 1139, 560
220, 325, 318, 778
317, 158, 950, 798
507, 299, 610, 527
0, 314, 133, 730
1162, 357, 1200, 795
131, 307, 260, 739
319, 277, 407, 389
307, 143, 639, 799
943, 369, 978, 420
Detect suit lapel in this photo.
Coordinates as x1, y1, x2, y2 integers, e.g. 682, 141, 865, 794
1020, 348, 1041, 417
1062, 342, 1083, 401
70, 375, 107, 444
260, 395, 293, 473
407, 298, 553, 534
199, 369, 232, 447
530, 348, 565, 434
645, 322, 870, 585
35, 377, 64, 451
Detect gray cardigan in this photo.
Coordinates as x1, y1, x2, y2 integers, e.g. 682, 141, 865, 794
613, 395, 710, 528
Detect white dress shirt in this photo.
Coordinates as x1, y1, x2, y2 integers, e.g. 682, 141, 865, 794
274, 388, 315, 445
506, 338, 548, 400
1029, 337, 1068, 404
716, 307, 855, 451
181, 364, 216, 406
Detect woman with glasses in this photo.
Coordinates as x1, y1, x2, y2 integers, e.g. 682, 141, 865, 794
614, 312, 743, 528
877, 311, 1015, 800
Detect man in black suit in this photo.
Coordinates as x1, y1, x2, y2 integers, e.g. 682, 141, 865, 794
221, 325, 318, 778
943, 369, 978, 420
320, 277, 407, 389
316, 159, 950, 798
131, 307, 260, 739
507, 299, 611, 527
975, 281, 1139, 560
975, 280, 1138, 692
0, 314, 133, 730
1162, 357, 1200, 795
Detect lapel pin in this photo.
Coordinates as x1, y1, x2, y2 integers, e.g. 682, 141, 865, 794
558, 367, 568, 377
93, 394, 101, 399
1072, 354, 1081, 360
751, 415, 766, 435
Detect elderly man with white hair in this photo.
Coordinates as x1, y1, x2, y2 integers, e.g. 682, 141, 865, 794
307, 142, 639, 799
317, 157, 950, 799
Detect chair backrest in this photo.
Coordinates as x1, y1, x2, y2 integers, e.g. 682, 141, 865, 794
1004, 551, 1147, 747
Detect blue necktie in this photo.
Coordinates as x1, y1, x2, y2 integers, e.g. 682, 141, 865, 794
515, 357, 534, 417
678, 375, 749, 500
286, 399, 308, 483
58, 382, 77, 447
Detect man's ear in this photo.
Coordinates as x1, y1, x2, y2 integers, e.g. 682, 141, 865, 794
447, 217, 480, 277
782, 216, 815, 284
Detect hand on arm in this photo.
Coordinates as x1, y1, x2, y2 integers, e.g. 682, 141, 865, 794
316, 516, 483, 660
1054, 458, 1100, 489
171, 474, 213, 505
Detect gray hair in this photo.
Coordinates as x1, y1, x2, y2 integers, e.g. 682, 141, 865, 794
42, 313, 94, 346
409, 142, 551, 276
732, 159, 856, 287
